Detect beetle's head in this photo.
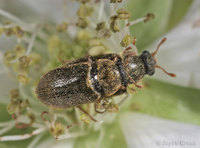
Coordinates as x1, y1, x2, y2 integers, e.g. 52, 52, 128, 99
140, 37, 176, 77
139, 50, 155, 76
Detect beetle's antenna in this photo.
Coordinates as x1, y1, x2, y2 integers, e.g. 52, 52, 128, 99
152, 37, 167, 56
155, 65, 176, 77
152, 37, 176, 77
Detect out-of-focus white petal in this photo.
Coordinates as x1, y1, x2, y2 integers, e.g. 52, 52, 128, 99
120, 113, 200, 148
0, 0, 78, 23
0, 35, 17, 104
148, 0, 200, 89
35, 137, 74, 148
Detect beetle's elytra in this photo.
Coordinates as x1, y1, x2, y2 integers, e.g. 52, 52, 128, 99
36, 38, 176, 110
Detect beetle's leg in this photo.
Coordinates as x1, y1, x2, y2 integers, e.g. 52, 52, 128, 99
87, 56, 93, 65
122, 45, 137, 65
128, 75, 143, 89
113, 56, 118, 63
76, 106, 98, 122
94, 98, 106, 114
127, 85, 138, 94
95, 98, 119, 113
94, 102, 106, 114
105, 101, 118, 113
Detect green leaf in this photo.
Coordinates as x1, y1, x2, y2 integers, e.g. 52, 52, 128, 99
74, 122, 127, 148
121, 79, 200, 125
125, 0, 193, 50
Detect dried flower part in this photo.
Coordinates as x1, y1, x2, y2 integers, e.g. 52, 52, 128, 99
19, 56, 30, 69
76, 0, 91, 4
3, 26, 25, 38
106, 102, 118, 112
120, 34, 132, 47
96, 22, 106, 31
4, 27, 13, 36
110, 0, 123, 3
97, 28, 112, 38
4, 50, 17, 64
50, 122, 65, 138
56, 22, 68, 32
13, 26, 25, 38
110, 15, 120, 32
110, 15, 118, 21
7, 102, 19, 114
27, 112, 36, 124
17, 74, 29, 85
10, 89, 20, 99
144, 13, 155, 23
21, 99, 30, 108
77, 4, 93, 18
7, 89, 30, 115
96, 22, 111, 38
116, 8, 131, 20
4, 45, 26, 65
110, 20, 120, 32
14, 45, 26, 57
76, 17, 88, 29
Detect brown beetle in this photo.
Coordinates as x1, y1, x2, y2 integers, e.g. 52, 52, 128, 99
36, 38, 175, 115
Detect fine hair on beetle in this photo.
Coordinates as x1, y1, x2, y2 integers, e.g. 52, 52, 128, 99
35, 36, 176, 124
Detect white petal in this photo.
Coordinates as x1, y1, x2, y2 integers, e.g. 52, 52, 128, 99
0, 35, 17, 104
35, 137, 74, 148
120, 113, 200, 148
0, 0, 78, 23
148, 0, 200, 89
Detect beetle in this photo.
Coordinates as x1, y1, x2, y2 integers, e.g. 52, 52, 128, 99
36, 37, 176, 115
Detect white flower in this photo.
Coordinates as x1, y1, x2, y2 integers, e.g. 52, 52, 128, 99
151, 0, 200, 89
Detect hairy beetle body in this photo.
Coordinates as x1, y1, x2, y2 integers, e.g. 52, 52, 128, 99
36, 62, 100, 108
36, 38, 175, 109
36, 54, 128, 108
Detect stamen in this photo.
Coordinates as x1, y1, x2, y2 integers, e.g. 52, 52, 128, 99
152, 37, 167, 56
126, 13, 154, 27
0, 9, 31, 31
155, 65, 176, 77
98, 0, 105, 21
0, 127, 46, 141
26, 30, 37, 55
126, 17, 146, 27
